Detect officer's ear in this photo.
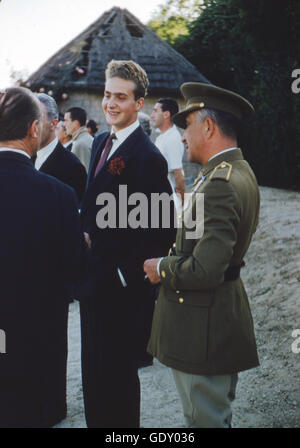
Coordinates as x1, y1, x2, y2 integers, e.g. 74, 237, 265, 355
203, 117, 216, 138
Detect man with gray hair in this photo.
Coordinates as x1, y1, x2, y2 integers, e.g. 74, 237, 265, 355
35, 93, 87, 203
144, 82, 260, 428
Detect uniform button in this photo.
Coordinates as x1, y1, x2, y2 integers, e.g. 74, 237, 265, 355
161, 270, 166, 278
178, 298, 184, 304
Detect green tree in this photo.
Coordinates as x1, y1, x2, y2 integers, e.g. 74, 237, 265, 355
174, 0, 300, 189
148, 0, 203, 45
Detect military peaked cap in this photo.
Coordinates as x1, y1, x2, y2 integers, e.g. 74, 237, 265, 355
173, 82, 255, 129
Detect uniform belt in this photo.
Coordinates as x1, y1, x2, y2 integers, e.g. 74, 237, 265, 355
224, 261, 245, 282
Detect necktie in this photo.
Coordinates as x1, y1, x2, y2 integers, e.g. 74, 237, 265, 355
94, 133, 116, 177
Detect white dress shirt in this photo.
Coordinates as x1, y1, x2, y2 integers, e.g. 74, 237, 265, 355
35, 137, 58, 170
63, 141, 72, 149
155, 125, 185, 191
106, 119, 140, 288
107, 119, 140, 160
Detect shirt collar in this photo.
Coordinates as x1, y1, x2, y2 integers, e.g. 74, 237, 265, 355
157, 124, 175, 137
72, 126, 88, 140
0, 147, 31, 159
35, 137, 58, 169
208, 147, 237, 162
37, 137, 58, 159
112, 119, 140, 146
193, 147, 241, 186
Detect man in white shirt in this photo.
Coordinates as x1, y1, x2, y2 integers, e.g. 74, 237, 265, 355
151, 98, 185, 205
64, 107, 93, 172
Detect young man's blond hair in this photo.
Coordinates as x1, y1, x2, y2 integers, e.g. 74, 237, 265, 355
105, 60, 149, 100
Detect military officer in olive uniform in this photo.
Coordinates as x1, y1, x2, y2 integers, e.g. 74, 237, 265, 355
144, 82, 260, 428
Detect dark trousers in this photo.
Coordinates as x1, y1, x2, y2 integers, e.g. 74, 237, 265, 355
80, 279, 144, 428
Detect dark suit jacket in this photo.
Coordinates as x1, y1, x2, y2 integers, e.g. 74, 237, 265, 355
80, 126, 176, 364
38, 141, 87, 203
0, 151, 87, 428
65, 141, 72, 151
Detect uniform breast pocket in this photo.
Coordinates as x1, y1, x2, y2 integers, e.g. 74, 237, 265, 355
160, 289, 214, 366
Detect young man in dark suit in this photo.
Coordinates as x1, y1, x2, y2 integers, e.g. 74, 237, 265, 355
79, 60, 176, 428
0, 87, 87, 428
35, 94, 87, 203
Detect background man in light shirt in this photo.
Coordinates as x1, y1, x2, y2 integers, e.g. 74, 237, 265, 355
64, 106, 93, 173
151, 98, 185, 205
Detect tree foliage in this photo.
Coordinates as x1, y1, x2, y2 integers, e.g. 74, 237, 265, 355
148, 0, 203, 45
165, 0, 300, 189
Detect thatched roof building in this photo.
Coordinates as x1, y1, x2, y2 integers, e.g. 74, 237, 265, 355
25, 7, 207, 121
25, 7, 209, 180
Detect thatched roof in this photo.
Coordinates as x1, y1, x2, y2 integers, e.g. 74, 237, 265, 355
24, 7, 208, 100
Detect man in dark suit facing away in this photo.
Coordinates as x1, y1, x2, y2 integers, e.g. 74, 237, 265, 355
0, 87, 87, 428
35, 93, 87, 203
79, 60, 176, 428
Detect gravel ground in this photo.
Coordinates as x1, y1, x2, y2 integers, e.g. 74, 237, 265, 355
55, 186, 300, 428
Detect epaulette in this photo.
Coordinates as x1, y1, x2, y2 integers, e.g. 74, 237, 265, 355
209, 161, 232, 182
193, 170, 203, 186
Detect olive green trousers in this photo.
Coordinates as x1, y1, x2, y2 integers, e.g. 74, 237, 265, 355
172, 369, 238, 428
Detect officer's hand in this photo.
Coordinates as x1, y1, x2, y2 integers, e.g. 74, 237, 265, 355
143, 258, 161, 284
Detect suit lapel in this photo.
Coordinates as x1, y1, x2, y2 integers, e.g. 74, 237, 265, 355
86, 132, 109, 188
81, 126, 144, 214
